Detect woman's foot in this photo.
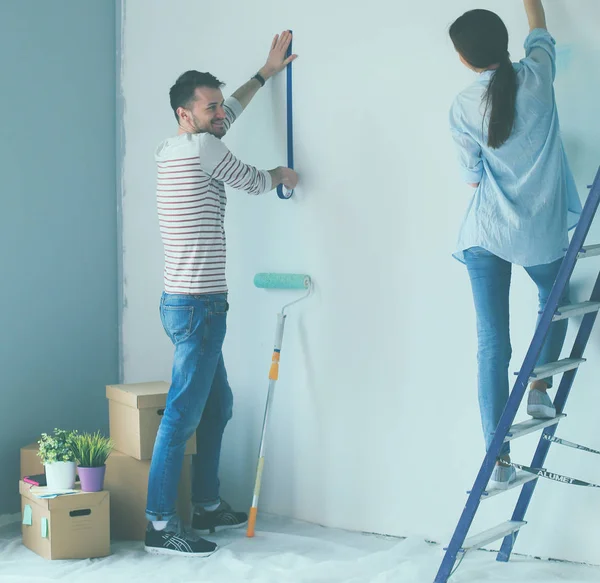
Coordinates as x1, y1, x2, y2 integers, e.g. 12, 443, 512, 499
489, 459, 517, 490
527, 388, 556, 419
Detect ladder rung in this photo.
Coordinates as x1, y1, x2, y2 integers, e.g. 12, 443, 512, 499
524, 358, 586, 380
578, 244, 600, 258
505, 414, 565, 441
481, 470, 538, 499
553, 301, 600, 321
459, 521, 526, 553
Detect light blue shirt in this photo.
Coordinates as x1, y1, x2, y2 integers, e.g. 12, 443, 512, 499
450, 29, 581, 267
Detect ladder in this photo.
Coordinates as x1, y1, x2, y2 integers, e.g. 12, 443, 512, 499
434, 165, 600, 583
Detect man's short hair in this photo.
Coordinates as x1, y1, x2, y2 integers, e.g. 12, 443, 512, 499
169, 71, 225, 122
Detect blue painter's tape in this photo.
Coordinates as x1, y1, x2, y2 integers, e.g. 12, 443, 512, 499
278, 30, 294, 201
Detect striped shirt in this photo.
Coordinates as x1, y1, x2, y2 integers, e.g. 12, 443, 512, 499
155, 97, 272, 295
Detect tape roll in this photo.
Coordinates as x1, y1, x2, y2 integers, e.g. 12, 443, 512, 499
277, 185, 294, 199
254, 273, 311, 290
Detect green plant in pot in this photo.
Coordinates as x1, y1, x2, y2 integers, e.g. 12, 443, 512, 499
37, 429, 78, 490
71, 432, 113, 492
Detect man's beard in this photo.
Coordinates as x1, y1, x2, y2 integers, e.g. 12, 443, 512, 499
192, 115, 225, 138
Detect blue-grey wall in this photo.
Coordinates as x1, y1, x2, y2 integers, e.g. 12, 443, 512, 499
0, 1, 118, 512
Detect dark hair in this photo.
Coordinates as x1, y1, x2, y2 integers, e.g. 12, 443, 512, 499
450, 9, 517, 149
169, 70, 225, 122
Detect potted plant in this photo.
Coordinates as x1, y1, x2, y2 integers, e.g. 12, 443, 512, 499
71, 431, 113, 492
37, 428, 78, 490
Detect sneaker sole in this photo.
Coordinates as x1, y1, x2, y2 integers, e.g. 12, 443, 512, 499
144, 545, 217, 557
193, 519, 248, 535
527, 404, 556, 419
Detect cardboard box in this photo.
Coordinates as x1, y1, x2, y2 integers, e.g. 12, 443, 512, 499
21, 443, 46, 478
104, 449, 192, 540
21, 443, 192, 541
20, 480, 110, 560
106, 381, 196, 460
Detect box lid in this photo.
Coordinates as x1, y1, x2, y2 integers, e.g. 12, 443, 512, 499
105, 381, 170, 409
19, 480, 108, 510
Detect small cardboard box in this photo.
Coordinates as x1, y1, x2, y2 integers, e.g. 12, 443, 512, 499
21, 443, 192, 541
20, 480, 110, 560
21, 443, 46, 478
106, 381, 196, 460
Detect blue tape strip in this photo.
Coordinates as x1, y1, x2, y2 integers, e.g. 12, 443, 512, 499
277, 30, 294, 200
285, 34, 294, 170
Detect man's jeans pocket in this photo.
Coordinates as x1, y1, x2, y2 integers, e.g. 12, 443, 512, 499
160, 305, 194, 344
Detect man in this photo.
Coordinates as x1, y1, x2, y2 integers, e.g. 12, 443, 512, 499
144, 31, 299, 557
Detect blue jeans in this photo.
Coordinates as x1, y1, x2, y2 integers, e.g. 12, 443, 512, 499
146, 292, 233, 521
464, 247, 570, 457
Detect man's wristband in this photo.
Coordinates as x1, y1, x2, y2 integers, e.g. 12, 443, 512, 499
252, 72, 266, 87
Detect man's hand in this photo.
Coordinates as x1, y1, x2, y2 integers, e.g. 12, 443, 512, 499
269, 167, 299, 190
469, 183, 480, 188
231, 31, 297, 109
259, 31, 297, 81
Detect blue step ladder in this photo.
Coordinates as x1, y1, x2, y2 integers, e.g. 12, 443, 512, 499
434, 165, 600, 583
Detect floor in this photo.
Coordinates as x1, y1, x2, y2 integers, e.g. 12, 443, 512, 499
1, 512, 598, 583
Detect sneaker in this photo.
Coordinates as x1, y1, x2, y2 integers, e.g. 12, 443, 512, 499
192, 500, 248, 534
144, 516, 217, 557
488, 464, 517, 490
527, 388, 556, 419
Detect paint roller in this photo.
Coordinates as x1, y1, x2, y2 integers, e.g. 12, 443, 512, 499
246, 272, 312, 537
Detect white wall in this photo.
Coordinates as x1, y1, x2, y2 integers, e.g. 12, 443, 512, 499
121, 0, 600, 564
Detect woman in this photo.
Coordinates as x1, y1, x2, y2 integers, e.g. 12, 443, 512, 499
449, 0, 582, 488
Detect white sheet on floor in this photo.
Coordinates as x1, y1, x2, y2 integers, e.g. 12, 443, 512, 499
0, 513, 598, 583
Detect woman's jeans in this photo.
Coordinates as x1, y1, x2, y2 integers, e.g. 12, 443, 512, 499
464, 247, 569, 457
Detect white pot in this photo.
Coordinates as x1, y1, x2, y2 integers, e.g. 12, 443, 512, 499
44, 461, 77, 490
